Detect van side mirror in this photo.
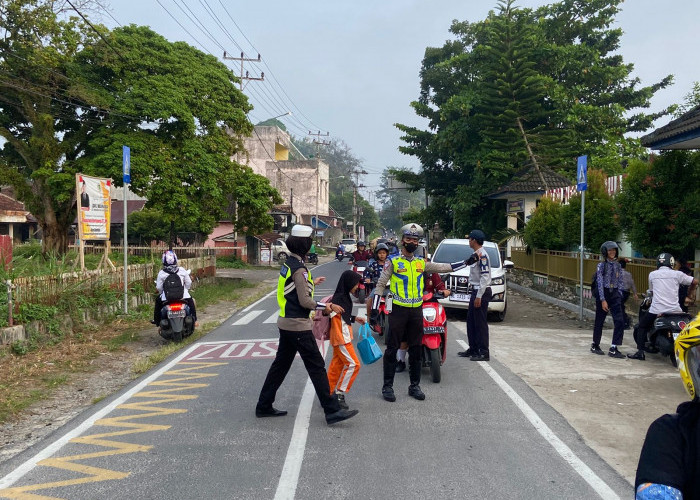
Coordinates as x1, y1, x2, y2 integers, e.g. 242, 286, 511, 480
503, 260, 515, 270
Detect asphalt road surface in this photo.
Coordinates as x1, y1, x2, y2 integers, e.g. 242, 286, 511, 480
0, 259, 632, 500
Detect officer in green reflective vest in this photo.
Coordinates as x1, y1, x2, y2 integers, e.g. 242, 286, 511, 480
257, 225, 359, 425
372, 223, 474, 402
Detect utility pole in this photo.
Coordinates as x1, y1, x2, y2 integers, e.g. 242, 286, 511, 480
351, 169, 368, 239
308, 131, 330, 239
223, 51, 264, 90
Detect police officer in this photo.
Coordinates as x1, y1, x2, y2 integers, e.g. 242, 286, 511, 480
372, 223, 472, 401
256, 225, 359, 425
457, 230, 493, 361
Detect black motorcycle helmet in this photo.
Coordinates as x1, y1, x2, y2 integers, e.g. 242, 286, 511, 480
374, 243, 389, 259
357, 241, 366, 247
600, 241, 619, 259
657, 252, 675, 269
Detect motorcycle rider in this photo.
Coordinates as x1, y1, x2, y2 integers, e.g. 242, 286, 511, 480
153, 250, 197, 326
372, 223, 475, 402
351, 241, 372, 263
365, 243, 390, 320
590, 241, 626, 358
634, 315, 700, 499
628, 253, 698, 361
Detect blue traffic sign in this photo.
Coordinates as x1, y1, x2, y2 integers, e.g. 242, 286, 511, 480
123, 146, 131, 184
576, 155, 587, 192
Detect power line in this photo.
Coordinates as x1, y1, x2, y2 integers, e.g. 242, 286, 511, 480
65, 0, 127, 63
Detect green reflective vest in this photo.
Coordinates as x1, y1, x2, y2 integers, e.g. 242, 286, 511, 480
389, 256, 425, 308
278, 257, 314, 318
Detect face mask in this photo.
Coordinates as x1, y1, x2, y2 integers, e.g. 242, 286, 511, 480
404, 243, 418, 253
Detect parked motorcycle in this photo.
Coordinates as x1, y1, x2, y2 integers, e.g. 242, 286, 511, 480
634, 291, 692, 366
421, 291, 447, 383
335, 249, 344, 262
351, 260, 369, 302
158, 300, 195, 342
308, 252, 318, 265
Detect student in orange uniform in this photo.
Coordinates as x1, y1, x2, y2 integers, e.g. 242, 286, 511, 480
327, 270, 366, 409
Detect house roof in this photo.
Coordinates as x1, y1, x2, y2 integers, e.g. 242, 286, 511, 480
110, 200, 146, 224
640, 105, 700, 150
487, 164, 572, 199
0, 193, 27, 213
270, 204, 293, 215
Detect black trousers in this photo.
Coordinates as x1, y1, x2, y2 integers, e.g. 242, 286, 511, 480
592, 289, 625, 346
383, 305, 424, 387
467, 287, 492, 355
634, 311, 658, 350
257, 329, 340, 415
621, 290, 631, 327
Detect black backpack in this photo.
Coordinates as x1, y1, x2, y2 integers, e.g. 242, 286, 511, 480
163, 270, 185, 301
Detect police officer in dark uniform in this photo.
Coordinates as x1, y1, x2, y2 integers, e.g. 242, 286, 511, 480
457, 230, 493, 361
256, 225, 359, 425
372, 223, 473, 402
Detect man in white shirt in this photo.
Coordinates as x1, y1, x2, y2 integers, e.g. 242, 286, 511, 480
628, 253, 697, 360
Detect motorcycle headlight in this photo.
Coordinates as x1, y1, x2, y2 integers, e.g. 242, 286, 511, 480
423, 308, 437, 322
491, 276, 504, 285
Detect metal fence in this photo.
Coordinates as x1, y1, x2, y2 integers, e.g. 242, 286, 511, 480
509, 247, 697, 294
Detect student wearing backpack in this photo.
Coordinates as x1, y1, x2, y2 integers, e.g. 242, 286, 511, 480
327, 270, 366, 410
591, 241, 625, 358
153, 250, 197, 325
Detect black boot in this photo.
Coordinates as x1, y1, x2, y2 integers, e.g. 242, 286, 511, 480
627, 350, 646, 360
408, 351, 425, 400
382, 354, 397, 402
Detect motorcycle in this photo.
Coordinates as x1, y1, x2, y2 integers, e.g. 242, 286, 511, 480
370, 293, 391, 343
158, 299, 195, 342
335, 248, 344, 261
351, 260, 369, 302
308, 252, 319, 265
634, 291, 692, 366
421, 291, 447, 383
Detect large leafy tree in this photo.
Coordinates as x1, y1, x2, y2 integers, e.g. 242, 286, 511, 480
0, 3, 277, 254
395, 0, 672, 234
616, 152, 700, 259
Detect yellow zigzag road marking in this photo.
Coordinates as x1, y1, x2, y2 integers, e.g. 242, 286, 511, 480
0, 362, 226, 500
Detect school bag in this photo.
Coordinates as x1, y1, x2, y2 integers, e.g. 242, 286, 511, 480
312, 295, 334, 341
163, 270, 185, 301
591, 262, 608, 300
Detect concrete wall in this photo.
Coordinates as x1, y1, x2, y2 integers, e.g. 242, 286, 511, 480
240, 126, 292, 177
266, 159, 329, 220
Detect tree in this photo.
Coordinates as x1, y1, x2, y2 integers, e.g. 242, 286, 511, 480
559, 169, 619, 251
616, 152, 700, 258
128, 208, 206, 245
522, 197, 564, 250
395, 0, 672, 235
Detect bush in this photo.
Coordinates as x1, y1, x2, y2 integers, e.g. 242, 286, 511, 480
523, 197, 564, 250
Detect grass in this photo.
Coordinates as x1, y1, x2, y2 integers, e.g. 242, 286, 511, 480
0, 276, 266, 425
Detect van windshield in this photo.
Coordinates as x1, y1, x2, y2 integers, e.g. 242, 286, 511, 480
432, 243, 501, 268
341, 239, 355, 245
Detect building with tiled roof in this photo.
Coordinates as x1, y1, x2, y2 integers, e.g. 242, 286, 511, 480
641, 105, 700, 150
0, 189, 38, 244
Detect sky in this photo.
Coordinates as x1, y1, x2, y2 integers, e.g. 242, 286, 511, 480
101, 0, 700, 208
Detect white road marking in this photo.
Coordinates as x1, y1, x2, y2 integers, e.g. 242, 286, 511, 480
455, 337, 620, 500
231, 310, 264, 325
273, 340, 330, 500
242, 288, 277, 313
0, 343, 202, 489
263, 311, 279, 324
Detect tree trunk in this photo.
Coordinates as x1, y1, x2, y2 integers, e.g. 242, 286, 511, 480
41, 220, 69, 255
516, 117, 549, 191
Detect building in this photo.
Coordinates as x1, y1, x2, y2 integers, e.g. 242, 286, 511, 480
0, 187, 38, 244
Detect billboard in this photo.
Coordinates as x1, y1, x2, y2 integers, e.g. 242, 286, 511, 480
76, 174, 111, 241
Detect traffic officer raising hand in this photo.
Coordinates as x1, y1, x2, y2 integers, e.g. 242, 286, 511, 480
372, 223, 470, 402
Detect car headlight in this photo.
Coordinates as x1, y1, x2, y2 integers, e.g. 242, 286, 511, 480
491, 276, 504, 285
423, 308, 437, 322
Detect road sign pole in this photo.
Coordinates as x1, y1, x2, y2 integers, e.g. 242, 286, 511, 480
123, 146, 130, 314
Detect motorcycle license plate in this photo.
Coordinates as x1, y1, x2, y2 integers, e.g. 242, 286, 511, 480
168, 309, 186, 318
424, 326, 445, 334
449, 293, 470, 302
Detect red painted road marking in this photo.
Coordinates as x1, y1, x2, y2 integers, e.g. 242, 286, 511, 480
184, 341, 280, 361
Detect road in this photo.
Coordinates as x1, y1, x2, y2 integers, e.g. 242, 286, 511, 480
0, 259, 633, 499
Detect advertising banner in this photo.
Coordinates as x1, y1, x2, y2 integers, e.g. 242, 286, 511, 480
76, 174, 111, 241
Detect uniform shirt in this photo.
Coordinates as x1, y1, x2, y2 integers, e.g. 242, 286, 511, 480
156, 266, 192, 301
374, 253, 463, 297
469, 247, 492, 299
648, 266, 694, 315
596, 259, 624, 299
277, 253, 324, 331
621, 269, 637, 295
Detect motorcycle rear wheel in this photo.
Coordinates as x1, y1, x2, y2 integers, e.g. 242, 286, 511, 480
173, 330, 183, 342
378, 313, 389, 344
429, 348, 441, 383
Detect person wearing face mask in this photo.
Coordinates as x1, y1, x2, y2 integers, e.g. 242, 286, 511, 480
371, 223, 474, 402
